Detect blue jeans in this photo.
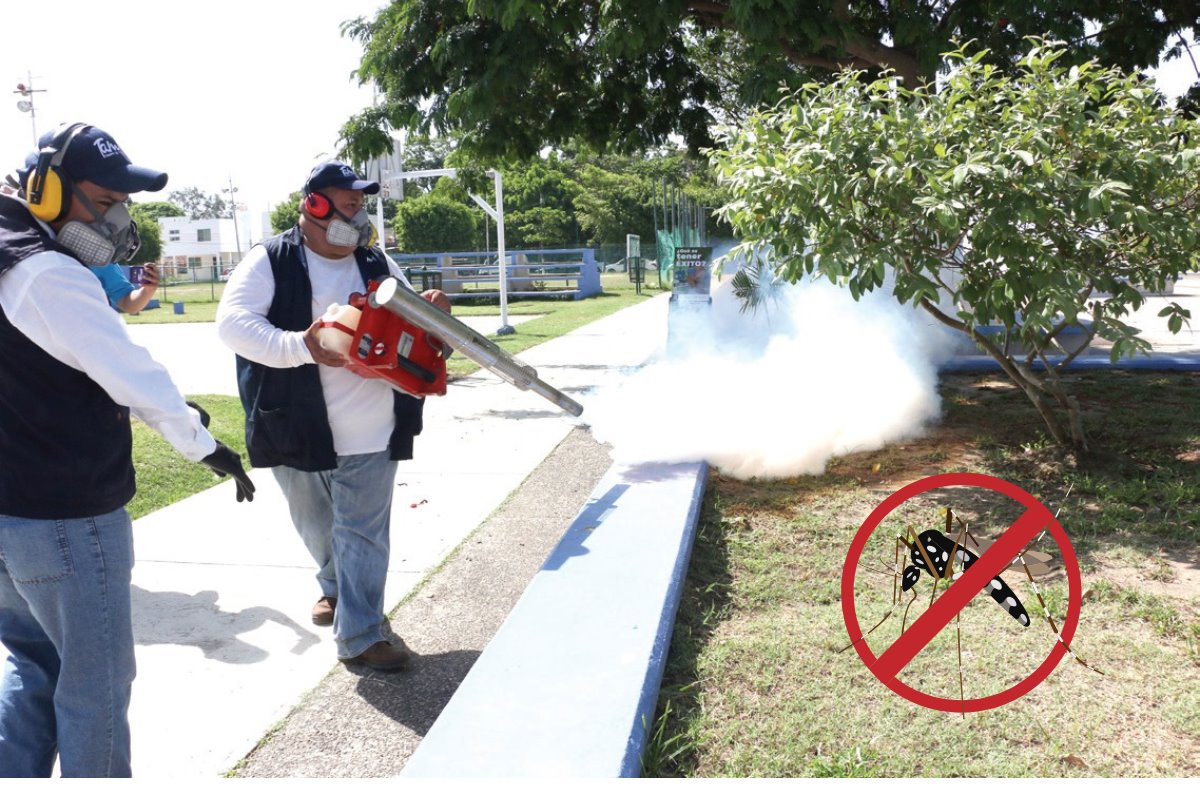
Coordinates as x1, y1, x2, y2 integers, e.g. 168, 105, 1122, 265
0, 509, 135, 778
272, 452, 398, 659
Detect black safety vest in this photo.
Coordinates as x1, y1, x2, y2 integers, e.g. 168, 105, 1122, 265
0, 195, 136, 518
236, 227, 423, 471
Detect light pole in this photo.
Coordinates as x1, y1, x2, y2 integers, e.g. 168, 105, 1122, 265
225, 176, 242, 263
13, 72, 44, 147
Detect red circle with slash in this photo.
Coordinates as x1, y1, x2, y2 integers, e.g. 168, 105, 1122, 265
840, 472, 1082, 712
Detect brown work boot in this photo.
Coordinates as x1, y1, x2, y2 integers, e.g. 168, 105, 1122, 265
311, 596, 337, 627
339, 640, 413, 671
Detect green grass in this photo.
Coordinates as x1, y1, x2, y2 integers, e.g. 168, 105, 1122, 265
646, 371, 1200, 778
125, 282, 224, 324
128, 394, 247, 519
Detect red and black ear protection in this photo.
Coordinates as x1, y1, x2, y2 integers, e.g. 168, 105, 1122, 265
302, 191, 334, 219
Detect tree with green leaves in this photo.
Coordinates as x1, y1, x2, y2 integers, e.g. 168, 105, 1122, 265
712, 42, 1198, 453
132, 200, 186, 221
128, 206, 162, 264
499, 156, 579, 247
393, 193, 480, 251
168, 187, 229, 220
270, 192, 302, 234
569, 163, 655, 246
339, 0, 1200, 162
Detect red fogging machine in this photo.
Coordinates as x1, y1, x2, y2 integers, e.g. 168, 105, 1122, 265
317, 277, 584, 417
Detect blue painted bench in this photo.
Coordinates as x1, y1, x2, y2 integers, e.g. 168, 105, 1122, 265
401, 459, 708, 778
391, 248, 603, 301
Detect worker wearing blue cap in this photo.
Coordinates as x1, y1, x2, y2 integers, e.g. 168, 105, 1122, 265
0, 122, 255, 777
218, 160, 449, 673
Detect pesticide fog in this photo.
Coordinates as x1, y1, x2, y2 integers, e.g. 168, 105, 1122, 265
583, 262, 958, 479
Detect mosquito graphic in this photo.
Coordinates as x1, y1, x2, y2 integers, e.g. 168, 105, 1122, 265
841, 502, 1101, 714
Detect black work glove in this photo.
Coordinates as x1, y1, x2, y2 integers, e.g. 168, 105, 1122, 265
201, 440, 255, 502
187, 400, 211, 428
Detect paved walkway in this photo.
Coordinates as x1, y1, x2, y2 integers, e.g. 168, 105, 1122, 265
120, 299, 665, 777
235, 425, 617, 777
1106, 272, 1200, 353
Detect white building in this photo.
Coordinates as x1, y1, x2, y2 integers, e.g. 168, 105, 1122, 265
157, 212, 268, 280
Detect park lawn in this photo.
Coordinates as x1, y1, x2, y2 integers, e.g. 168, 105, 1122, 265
645, 370, 1200, 778
125, 282, 225, 323
128, 273, 663, 516
128, 394, 247, 519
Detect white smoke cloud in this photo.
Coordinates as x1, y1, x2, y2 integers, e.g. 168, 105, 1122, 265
583, 257, 959, 479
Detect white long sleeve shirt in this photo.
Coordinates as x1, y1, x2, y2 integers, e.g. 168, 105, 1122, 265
215, 241, 412, 456
0, 229, 216, 462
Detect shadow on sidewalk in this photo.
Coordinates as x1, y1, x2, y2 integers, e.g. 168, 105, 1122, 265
131, 586, 320, 663
346, 648, 482, 737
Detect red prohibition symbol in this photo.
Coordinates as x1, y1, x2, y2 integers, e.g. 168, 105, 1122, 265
840, 472, 1083, 712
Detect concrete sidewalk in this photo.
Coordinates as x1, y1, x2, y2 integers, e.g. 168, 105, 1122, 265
1105, 272, 1200, 353
122, 297, 667, 777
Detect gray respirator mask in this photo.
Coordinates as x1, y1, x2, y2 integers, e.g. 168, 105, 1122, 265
57, 187, 140, 266
325, 207, 377, 248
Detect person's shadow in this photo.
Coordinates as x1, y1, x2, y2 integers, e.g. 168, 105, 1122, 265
131, 586, 320, 664
346, 648, 482, 737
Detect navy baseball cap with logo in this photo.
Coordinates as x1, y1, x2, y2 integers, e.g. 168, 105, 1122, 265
38, 125, 168, 193
304, 161, 380, 195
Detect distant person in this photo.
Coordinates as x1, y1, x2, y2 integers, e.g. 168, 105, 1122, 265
0, 122, 255, 778
217, 161, 449, 672
91, 261, 160, 313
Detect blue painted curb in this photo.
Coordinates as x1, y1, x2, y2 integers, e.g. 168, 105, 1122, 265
401, 459, 709, 778
940, 354, 1200, 372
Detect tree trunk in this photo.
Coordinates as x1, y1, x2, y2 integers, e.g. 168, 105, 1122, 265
1010, 364, 1089, 453
919, 299, 1089, 452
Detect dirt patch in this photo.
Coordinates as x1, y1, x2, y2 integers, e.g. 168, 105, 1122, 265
1092, 548, 1200, 602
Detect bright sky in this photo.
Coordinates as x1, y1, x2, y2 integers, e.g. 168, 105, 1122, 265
1, 0, 388, 229
3, 3, 1198, 233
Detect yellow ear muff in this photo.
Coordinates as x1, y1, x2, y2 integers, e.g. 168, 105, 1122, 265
26, 123, 88, 223
26, 164, 68, 222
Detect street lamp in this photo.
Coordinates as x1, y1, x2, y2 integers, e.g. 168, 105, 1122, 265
224, 176, 242, 263
13, 73, 44, 148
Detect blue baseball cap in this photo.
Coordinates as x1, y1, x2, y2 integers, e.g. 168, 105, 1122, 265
304, 161, 380, 195
37, 124, 168, 193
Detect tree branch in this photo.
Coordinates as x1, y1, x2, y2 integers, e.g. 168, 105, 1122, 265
933, 0, 970, 34
777, 42, 876, 73
841, 38, 927, 85
685, 0, 731, 17
830, 0, 927, 85
918, 295, 970, 333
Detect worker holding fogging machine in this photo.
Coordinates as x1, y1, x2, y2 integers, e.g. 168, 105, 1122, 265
218, 161, 585, 672
217, 161, 449, 671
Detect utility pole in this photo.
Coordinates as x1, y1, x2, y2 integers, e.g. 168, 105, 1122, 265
13, 72, 45, 148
